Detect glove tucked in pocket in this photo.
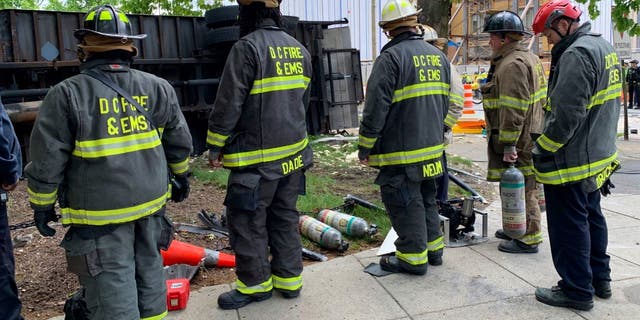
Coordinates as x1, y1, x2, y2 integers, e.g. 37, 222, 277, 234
60, 230, 103, 278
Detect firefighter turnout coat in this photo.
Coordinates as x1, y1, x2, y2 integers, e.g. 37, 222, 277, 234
533, 23, 621, 188
25, 59, 193, 226
482, 42, 546, 181
359, 32, 458, 179
206, 19, 313, 179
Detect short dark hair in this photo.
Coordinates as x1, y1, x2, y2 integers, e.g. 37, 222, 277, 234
239, 2, 282, 37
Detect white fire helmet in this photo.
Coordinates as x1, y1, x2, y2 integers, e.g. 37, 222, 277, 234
379, 0, 422, 28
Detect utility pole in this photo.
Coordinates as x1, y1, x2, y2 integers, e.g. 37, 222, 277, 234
372, 0, 377, 60
463, 0, 468, 64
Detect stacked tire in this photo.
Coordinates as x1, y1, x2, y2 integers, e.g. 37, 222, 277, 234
203, 5, 241, 53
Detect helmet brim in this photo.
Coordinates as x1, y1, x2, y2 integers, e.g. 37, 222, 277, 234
378, 8, 422, 28
74, 29, 147, 40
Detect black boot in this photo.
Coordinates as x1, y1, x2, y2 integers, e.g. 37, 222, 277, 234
535, 286, 593, 311
594, 281, 612, 299
428, 253, 443, 266
217, 289, 272, 310
498, 239, 538, 254
379, 256, 427, 275
276, 288, 301, 299
494, 229, 512, 240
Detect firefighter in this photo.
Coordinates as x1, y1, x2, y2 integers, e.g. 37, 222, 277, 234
24, 4, 193, 319
206, 0, 313, 310
422, 24, 465, 203
0, 100, 23, 320
358, 0, 454, 275
481, 11, 546, 254
531, 0, 620, 310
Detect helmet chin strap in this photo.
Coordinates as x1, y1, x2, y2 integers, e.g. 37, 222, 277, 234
550, 18, 574, 39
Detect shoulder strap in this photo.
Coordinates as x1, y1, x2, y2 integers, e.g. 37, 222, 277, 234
82, 69, 156, 129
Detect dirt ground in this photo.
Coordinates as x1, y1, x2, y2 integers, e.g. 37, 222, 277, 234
7, 153, 495, 320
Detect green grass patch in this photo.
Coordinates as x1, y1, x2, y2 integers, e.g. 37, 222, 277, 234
190, 157, 229, 188
447, 154, 474, 167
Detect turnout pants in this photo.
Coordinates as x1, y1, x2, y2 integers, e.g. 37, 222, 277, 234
520, 175, 542, 245
61, 210, 172, 320
0, 202, 23, 320
544, 183, 611, 301
435, 152, 449, 203
225, 170, 303, 295
380, 173, 444, 273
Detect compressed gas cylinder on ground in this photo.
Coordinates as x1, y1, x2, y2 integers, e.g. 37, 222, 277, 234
316, 209, 377, 237
500, 165, 526, 239
299, 215, 349, 252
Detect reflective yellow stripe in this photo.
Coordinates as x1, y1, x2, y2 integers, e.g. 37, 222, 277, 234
169, 158, 190, 175
499, 130, 520, 144
358, 135, 377, 149
85, 11, 96, 21
396, 248, 428, 266
72, 131, 161, 158
534, 153, 618, 185
223, 137, 308, 168
250, 75, 310, 95
60, 191, 170, 226
587, 83, 621, 110
520, 232, 543, 245
483, 98, 499, 110
392, 82, 449, 103
501, 95, 530, 111
206, 131, 229, 147
99, 11, 112, 21
450, 92, 464, 106
444, 114, 457, 128
141, 310, 167, 320
236, 277, 273, 294
537, 134, 563, 153
532, 87, 547, 104
272, 274, 302, 291
488, 165, 534, 180
368, 144, 443, 167
118, 12, 129, 23
28, 187, 58, 206
427, 236, 444, 252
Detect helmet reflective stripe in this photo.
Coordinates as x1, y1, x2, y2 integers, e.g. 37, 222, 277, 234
99, 10, 112, 21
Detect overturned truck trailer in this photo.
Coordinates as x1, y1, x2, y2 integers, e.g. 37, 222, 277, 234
0, 7, 363, 160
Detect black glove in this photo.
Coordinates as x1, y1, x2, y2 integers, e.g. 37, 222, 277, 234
34, 208, 58, 237
171, 175, 190, 203
600, 179, 615, 197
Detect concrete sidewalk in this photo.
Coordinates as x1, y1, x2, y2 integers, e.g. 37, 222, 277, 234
164, 193, 640, 320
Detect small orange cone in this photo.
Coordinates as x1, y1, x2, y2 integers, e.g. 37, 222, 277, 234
161, 240, 205, 266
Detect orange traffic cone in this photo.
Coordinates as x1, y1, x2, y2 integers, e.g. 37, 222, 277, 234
462, 83, 475, 115
160, 240, 236, 268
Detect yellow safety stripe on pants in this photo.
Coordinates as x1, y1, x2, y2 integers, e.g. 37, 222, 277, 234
72, 131, 161, 158
272, 274, 302, 291
450, 92, 464, 107
60, 190, 170, 226
368, 144, 443, 167
206, 130, 229, 147
520, 232, 543, 245
223, 136, 308, 168
488, 165, 534, 181
391, 82, 450, 103
499, 130, 520, 144
27, 187, 58, 206
537, 134, 564, 153
534, 152, 618, 185
396, 248, 428, 266
483, 98, 499, 110
587, 83, 621, 110
140, 310, 168, 320
500, 95, 530, 111
358, 135, 377, 149
444, 113, 457, 128
250, 75, 311, 95
236, 277, 273, 295
169, 158, 190, 175
427, 236, 444, 252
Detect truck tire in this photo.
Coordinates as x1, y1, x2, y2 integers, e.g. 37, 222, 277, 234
205, 6, 239, 29
204, 26, 240, 48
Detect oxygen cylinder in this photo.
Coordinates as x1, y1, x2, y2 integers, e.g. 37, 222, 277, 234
299, 215, 349, 252
316, 209, 377, 237
500, 165, 526, 239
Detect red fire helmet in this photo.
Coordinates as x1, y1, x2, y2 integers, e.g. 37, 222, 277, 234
532, 0, 582, 35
